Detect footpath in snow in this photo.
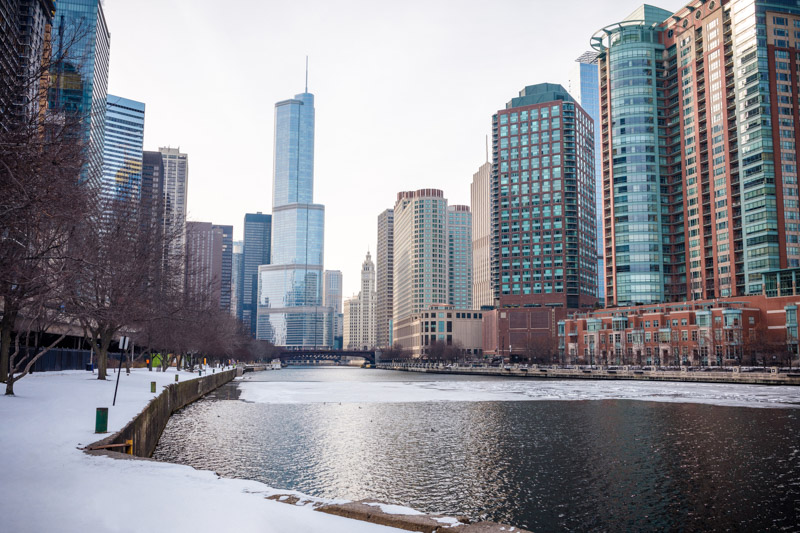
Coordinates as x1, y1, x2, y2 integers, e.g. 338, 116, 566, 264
0, 369, 410, 533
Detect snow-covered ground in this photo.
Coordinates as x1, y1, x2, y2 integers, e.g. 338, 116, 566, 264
0, 370, 406, 533
239, 378, 800, 409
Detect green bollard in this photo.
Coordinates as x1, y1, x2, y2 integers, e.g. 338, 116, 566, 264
175, 374, 179, 382
150, 381, 156, 393
95, 407, 108, 433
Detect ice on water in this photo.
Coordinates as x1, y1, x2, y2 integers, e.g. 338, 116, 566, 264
239, 378, 800, 409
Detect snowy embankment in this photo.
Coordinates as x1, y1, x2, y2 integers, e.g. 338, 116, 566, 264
239, 377, 800, 408
0, 370, 405, 533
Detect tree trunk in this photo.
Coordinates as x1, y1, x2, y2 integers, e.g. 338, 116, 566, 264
95, 328, 114, 380
0, 307, 18, 383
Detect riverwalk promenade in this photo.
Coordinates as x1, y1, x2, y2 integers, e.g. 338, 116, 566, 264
378, 362, 800, 385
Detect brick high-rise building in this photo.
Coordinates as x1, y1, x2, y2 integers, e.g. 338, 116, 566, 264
593, 1, 800, 306
491, 83, 598, 310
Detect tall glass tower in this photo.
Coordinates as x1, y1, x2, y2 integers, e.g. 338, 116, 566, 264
102, 95, 145, 202
48, 0, 110, 188
257, 89, 331, 347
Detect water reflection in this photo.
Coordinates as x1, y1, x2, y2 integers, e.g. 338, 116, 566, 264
154, 369, 800, 530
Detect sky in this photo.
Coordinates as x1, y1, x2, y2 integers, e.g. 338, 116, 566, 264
104, 0, 685, 298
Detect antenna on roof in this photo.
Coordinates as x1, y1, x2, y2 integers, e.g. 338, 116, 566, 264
305, 56, 308, 92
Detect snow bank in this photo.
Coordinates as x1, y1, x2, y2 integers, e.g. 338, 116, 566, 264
238, 378, 800, 409
0, 370, 405, 532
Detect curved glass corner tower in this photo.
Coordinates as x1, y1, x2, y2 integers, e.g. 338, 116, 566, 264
257, 91, 331, 348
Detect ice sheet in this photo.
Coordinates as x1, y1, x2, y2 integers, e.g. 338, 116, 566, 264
238, 378, 800, 409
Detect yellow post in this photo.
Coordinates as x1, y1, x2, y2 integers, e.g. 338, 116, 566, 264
126, 439, 133, 455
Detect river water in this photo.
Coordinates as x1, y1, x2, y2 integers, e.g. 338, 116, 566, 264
153, 367, 800, 531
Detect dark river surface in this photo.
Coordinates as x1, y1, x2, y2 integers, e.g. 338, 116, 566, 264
153, 367, 800, 531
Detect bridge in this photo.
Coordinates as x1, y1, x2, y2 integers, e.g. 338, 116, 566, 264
275, 349, 375, 365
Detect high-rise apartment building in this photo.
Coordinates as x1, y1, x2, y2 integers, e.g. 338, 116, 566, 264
448, 205, 473, 309
158, 146, 188, 234
593, 1, 800, 306
241, 212, 271, 336
491, 83, 598, 310
102, 95, 144, 201
569, 51, 605, 300
231, 240, 243, 318
257, 88, 331, 347
376, 208, 394, 348
0, 0, 55, 131
213, 224, 233, 313
471, 162, 493, 309
393, 189, 449, 340
48, 0, 110, 186
343, 252, 376, 350
185, 221, 223, 304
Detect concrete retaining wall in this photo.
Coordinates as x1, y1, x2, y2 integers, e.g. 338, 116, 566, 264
90, 368, 239, 457
378, 364, 800, 386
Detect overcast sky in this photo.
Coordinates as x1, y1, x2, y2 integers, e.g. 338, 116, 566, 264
104, 0, 684, 298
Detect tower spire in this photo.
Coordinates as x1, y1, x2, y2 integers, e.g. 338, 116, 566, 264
305, 56, 308, 92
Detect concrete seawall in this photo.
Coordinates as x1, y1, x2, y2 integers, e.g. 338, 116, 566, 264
378, 363, 800, 386
89, 368, 240, 457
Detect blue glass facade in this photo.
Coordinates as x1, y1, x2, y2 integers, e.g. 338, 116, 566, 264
102, 95, 145, 201
257, 91, 331, 347
241, 212, 271, 336
571, 54, 605, 300
48, 0, 110, 187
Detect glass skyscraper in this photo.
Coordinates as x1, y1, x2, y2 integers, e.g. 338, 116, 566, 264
257, 90, 331, 347
569, 51, 604, 300
241, 212, 271, 336
102, 95, 145, 201
48, 0, 110, 187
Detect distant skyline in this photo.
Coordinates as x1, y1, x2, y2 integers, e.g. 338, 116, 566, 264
103, 0, 685, 297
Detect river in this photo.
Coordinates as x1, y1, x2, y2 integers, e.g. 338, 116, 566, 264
153, 367, 800, 531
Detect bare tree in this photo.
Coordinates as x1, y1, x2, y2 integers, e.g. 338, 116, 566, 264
0, 106, 89, 385
383, 342, 411, 362
69, 196, 184, 380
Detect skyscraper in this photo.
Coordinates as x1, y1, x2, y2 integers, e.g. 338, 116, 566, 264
471, 161, 493, 309
213, 224, 233, 313
376, 208, 394, 348
491, 83, 598, 309
102, 95, 144, 201
448, 205, 473, 309
324, 270, 344, 347
0, 0, 55, 130
393, 189, 449, 339
593, 1, 800, 305
231, 240, 243, 318
241, 212, 271, 336
48, 0, 110, 187
140, 150, 164, 229
343, 252, 376, 350
257, 87, 330, 347
569, 51, 604, 300
185, 221, 223, 304
158, 146, 188, 234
